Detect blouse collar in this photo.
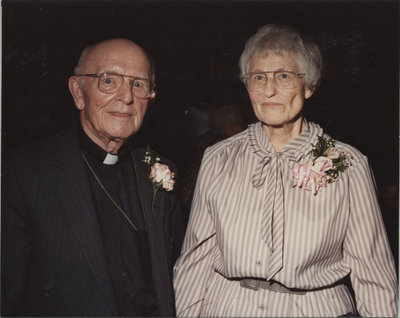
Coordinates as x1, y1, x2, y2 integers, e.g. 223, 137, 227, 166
248, 121, 324, 163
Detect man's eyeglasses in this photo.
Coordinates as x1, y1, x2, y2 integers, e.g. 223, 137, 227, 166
241, 70, 305, 91
76, 72, 155, 99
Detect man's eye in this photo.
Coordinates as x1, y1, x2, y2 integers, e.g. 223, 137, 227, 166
103, 77, 113, 84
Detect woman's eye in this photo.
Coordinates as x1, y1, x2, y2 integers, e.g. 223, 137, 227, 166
278, 72, 291, 80
254, 75, 265, 81
133, 81, 143, 88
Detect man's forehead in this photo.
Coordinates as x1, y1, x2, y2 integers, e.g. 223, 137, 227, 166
82, 39, 150, 73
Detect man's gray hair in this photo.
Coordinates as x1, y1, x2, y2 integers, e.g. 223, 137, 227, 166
239, 24, 322, 90
74, 46, 91, 88
74, 46, 91, 76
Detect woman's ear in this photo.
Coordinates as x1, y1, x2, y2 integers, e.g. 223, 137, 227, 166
68, 76, 85, 110
305, 86, 315, 99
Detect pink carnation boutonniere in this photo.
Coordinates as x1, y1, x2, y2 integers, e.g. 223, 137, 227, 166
292, 136, 351, 194
149, 163, 175, 191
143, 146, 175, 213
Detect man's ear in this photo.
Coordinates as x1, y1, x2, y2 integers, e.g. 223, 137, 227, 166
147, 90, 156, 106
68, 76, 85, 110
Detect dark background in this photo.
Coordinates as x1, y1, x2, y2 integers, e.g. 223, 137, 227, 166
2, 0, 399, 263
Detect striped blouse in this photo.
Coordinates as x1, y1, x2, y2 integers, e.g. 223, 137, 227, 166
173, 121, 398, 317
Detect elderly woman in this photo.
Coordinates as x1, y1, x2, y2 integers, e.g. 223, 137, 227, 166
173, 24, 398, 317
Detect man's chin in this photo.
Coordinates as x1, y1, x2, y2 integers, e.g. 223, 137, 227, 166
107, 129, 138, 143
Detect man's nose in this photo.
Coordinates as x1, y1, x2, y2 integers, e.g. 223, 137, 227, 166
116, 80, 134, 105
263, 77, 277, 97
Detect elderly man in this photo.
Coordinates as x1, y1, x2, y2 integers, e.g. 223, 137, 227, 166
2, 38, 184, 317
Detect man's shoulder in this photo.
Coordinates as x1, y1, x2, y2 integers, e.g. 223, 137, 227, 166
132, 146, 177, 172
6, 126, 78, 165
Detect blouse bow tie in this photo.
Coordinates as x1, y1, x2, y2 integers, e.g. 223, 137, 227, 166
251, 151, 295, 190
251, 150, 295, 280
247, 122, 319, 280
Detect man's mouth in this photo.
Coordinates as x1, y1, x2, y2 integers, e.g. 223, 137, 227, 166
108, 112, 132, 118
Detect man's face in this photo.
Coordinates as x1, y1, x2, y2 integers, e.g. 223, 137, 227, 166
69, 39, 153, 149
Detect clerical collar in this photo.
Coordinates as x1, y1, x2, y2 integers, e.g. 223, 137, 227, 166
77, 123, 134, 165
103, 153, 119, 165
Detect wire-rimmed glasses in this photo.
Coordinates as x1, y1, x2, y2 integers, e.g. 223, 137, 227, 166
241, 70, 305, 91
76, 72, 155, 99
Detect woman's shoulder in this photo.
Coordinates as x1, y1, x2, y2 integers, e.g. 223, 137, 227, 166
202, 127, 249, 159
333, 139, 364, 158
306, 121, 364, 160
319, 130, 367, 168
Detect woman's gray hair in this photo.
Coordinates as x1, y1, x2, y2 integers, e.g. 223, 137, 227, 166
239, 24, 322, 90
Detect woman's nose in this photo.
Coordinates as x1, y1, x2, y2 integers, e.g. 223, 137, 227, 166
263, 77, 277, 97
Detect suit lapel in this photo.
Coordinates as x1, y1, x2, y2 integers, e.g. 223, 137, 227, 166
56, 129, 119, 316
132, 150, 174, 316
131, 150, 165, 231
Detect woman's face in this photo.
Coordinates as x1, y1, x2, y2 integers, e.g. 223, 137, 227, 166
247, 53, 314, 129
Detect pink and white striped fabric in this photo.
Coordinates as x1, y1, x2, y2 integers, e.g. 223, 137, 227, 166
173, 121, 398, 317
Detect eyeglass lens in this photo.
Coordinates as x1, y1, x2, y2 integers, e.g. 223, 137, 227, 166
98, 73, 152, 98
247, 71, 300, 90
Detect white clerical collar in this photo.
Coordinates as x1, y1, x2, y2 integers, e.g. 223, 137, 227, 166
103, 153, 119, 165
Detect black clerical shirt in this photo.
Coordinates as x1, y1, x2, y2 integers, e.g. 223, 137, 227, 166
78, 126, 159, 317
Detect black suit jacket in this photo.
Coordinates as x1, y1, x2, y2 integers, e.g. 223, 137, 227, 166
1, 126, 185, 317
